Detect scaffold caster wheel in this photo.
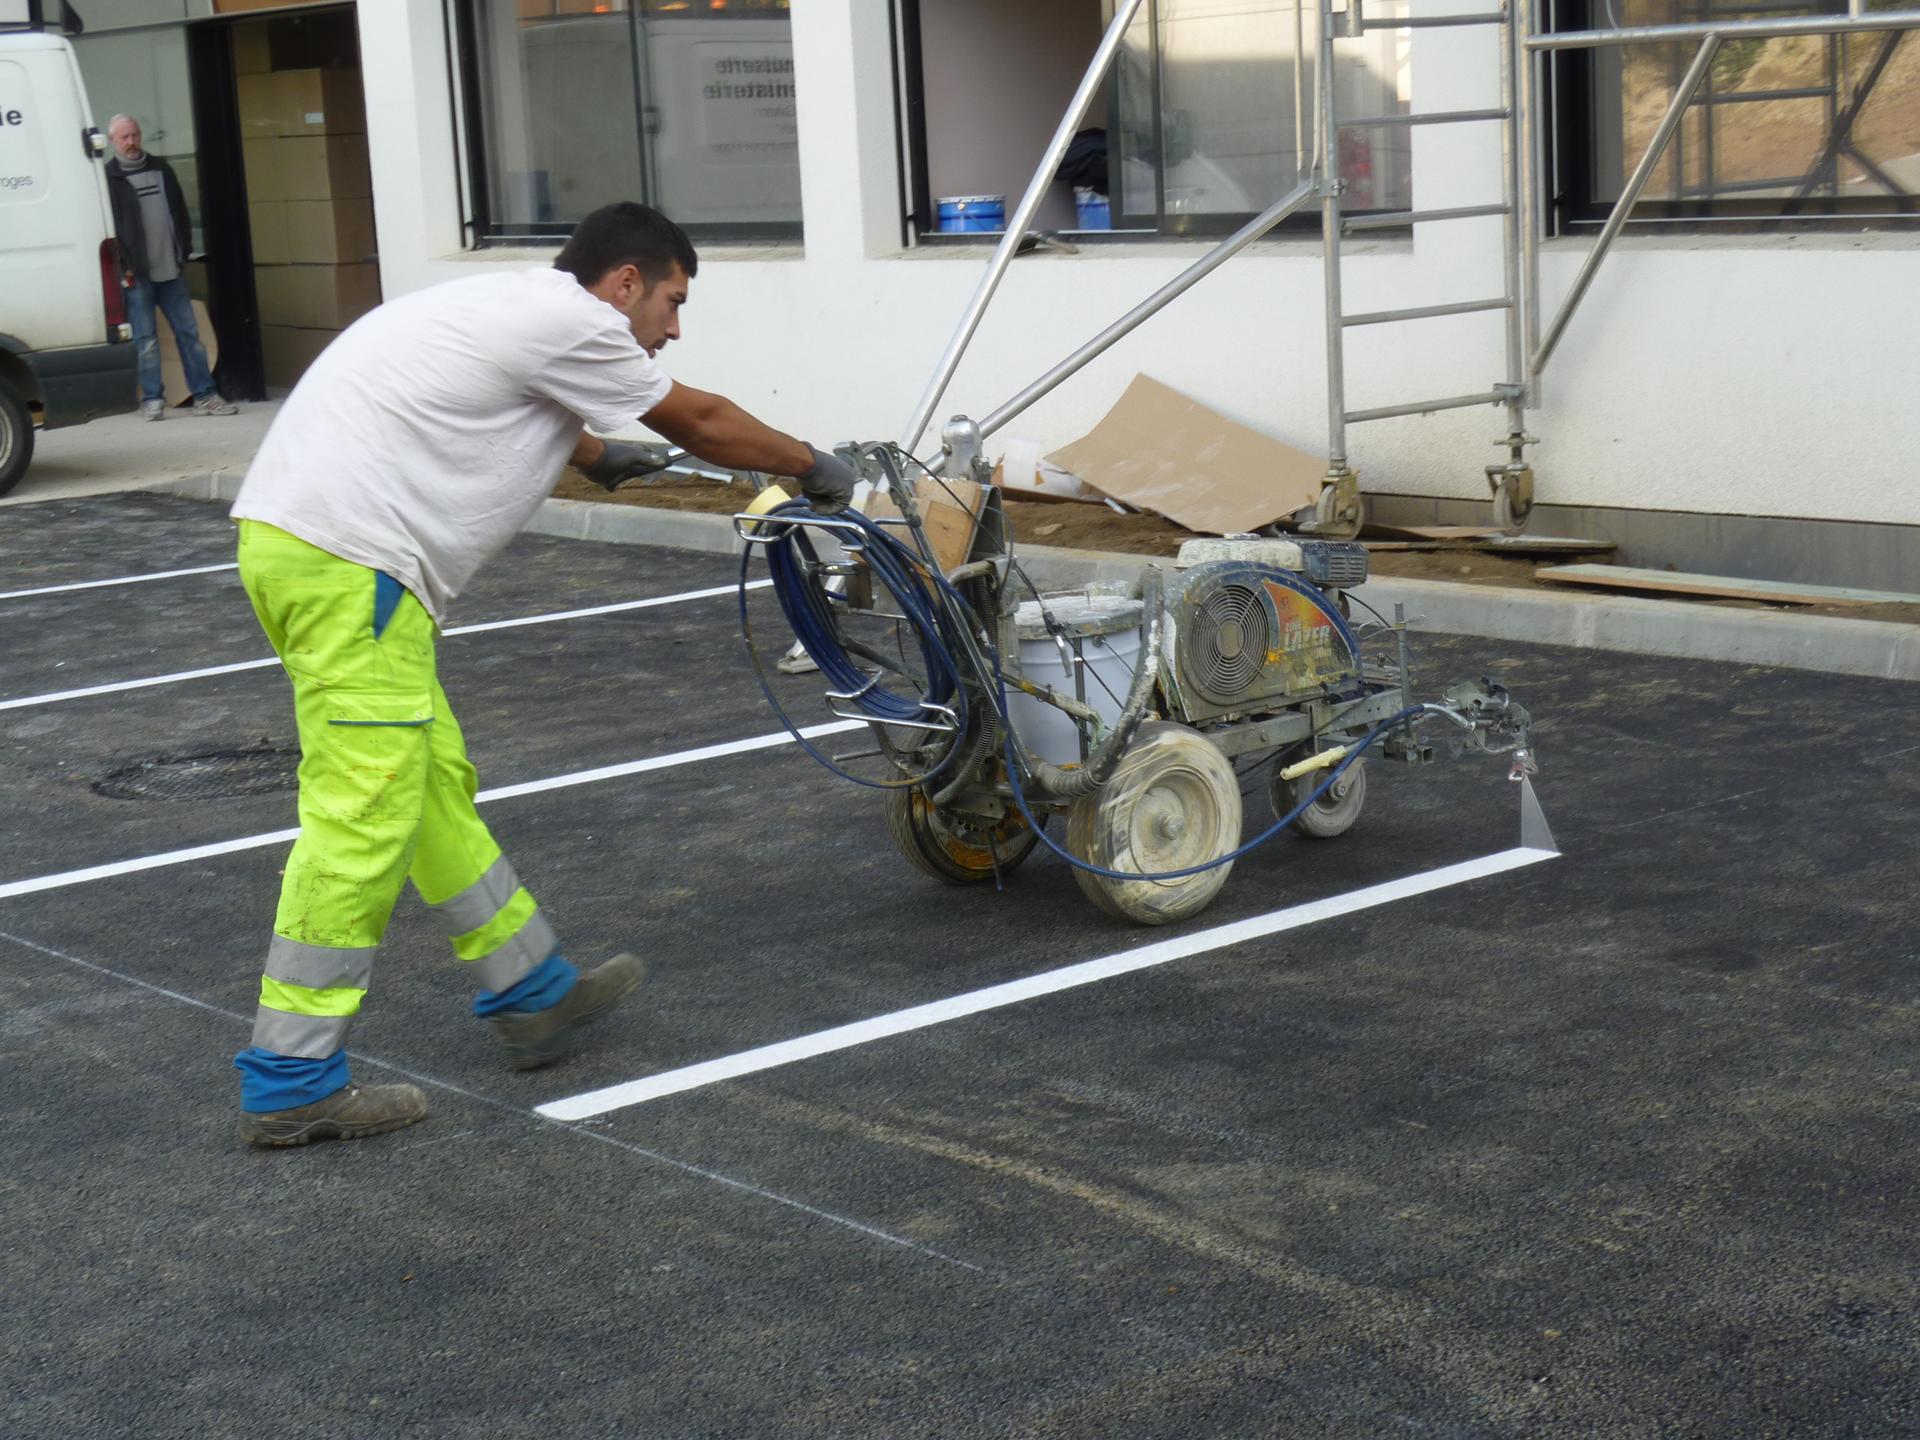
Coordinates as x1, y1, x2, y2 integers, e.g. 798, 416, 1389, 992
1269, 750, 1367, 838
885, 789, 1040, 885
1310, 478, 1366, 541
1066, 722, 1242, 926
1490, 464, 1534, 536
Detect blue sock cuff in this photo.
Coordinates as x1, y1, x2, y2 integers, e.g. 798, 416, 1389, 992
472, 952, 579, 1018
235, 1047, 350, 1114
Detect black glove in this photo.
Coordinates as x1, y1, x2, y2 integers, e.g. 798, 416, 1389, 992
579, 439, 664, 491
798, 445, 859, 514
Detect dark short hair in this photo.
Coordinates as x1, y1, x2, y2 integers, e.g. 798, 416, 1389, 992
555, 203, 698, 288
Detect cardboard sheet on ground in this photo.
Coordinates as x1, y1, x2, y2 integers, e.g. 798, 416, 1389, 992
1044, 374, 1323, 536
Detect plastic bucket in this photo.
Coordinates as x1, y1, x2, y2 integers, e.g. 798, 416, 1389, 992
1073, 187, 1111, 231
1004, 593, 1144, 767
936, 195, 1006, 233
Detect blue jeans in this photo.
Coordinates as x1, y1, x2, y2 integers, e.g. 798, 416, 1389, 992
126, 274, 215, 405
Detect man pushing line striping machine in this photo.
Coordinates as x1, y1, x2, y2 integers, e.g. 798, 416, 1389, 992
736, 437, 1540, 927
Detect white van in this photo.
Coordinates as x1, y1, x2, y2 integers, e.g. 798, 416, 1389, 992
0, 8, 135, 497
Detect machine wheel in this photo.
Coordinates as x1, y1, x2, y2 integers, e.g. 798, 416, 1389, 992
0, 380, 32, 499
1066, 722, 1242, 926
885, 788, 1040, 885
1270, 751, 1367, 839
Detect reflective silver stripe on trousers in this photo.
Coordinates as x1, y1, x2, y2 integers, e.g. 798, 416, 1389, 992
251, 1005, 353, 1059
470, 909, 559, 993
265, 935, 376, 992
427, 854, 521, 936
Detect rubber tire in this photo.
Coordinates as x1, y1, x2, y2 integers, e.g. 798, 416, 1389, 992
885, 788, 1040, 885
1066, 721, 1242, 926
0, 380, 32, 499
1271, 754, 1367, 839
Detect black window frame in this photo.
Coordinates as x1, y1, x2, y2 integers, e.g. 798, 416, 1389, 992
449, 0, 804, 248
1546, 0, 1920, 232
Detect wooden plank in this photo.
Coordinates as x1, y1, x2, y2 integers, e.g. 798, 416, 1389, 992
1536, 564, 1920, 608
1360, 521, 1505, 541
868, 478, 988, 575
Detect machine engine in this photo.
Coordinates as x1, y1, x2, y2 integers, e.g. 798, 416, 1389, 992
1159, 538, 1370, 726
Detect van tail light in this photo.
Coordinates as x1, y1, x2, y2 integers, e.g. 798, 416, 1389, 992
100, 238, 129, 337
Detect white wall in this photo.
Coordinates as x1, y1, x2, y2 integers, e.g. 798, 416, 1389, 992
358, 0, 1920, 529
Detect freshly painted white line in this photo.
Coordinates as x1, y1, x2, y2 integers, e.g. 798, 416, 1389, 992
0, 580, 772, 712
0, 719, 861, 901
537, 845, 1561, 1121
0, 562, 239, 601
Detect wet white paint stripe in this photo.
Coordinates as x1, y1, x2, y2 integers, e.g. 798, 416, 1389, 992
537, 845, 1561, 1121
0, 719, 861, 901
0, 562, 239, 601
0, 580, 771, 712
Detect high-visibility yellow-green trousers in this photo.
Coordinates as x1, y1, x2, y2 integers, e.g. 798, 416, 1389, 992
233, 521, 562, 1111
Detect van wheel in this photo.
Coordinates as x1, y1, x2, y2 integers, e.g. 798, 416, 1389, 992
0, 382, 31, 499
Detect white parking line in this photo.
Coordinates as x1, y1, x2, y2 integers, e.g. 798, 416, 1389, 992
0, 580, 771, 712
0, 562, 239, 601
536, 843, 1562, 1122
0, 719, 861, 901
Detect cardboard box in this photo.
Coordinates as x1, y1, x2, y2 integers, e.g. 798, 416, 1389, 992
261, 324, 338, 391
242, 138, 285, 203
1045, 374, 1324, 535
867, 478, 988, 576
272, 67, 366, 137
236, 72, 283, 139
285, 197, 376, 265
254, 262, 380, 330
231, 23, 273, 76
276, 134, 372, 202
249, 201, 290, 265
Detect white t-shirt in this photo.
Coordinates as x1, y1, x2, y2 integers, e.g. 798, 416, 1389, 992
232, 267, 672, 622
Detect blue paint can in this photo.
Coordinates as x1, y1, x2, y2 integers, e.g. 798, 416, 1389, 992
935, 195, 1007, 233
1074, 187, 1111, 231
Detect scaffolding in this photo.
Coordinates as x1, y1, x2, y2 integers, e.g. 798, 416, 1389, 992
900, 0, 1920, 538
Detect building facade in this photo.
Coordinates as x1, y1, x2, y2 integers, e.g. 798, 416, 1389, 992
65, 0, 1920, 585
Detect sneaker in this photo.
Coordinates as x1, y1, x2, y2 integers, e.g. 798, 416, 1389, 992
491, 952, 646, 1071
775, 646, 819, 676
237, 1081, 428, 1148
141, 399, 165, 421
193, 392, 239, 417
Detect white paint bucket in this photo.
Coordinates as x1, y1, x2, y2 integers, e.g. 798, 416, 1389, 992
1004, 593, 1145, 767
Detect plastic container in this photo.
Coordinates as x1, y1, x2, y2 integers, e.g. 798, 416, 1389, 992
935, 195, 1006, 233
1073, 187, 1111, 231
1005, 593, 1144, 767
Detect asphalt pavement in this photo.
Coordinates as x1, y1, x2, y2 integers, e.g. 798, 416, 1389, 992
2, 493, 1915, 1438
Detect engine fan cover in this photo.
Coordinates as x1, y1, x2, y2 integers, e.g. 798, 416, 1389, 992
1164, 561, 1360, 720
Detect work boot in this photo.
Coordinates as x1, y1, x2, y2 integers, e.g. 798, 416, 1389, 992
491, 952, 646, 1071
237, 1082, 428, 1148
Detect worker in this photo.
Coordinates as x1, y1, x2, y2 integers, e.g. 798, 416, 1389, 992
228, 202, 856, 1147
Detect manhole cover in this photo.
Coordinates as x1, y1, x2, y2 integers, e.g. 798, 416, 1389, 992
93, 745, 300, 802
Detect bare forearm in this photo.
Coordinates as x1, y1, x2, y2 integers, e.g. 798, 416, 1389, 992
570, 432, 605, 469
645, 392, 813, 477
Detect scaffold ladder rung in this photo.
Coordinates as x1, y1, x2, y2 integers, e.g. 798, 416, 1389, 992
1342, 297, 1512, 327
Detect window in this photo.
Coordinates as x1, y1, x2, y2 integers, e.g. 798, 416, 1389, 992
457, 0, 800, 242
901, 0, 1412, 240
1555, 0, 1920, 226
1112, 0, 1412, 233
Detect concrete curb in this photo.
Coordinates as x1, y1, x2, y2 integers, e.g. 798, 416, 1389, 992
146, 475, 1920, 683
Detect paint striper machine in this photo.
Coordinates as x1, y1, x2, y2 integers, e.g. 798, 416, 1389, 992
735, 437, 1538, 926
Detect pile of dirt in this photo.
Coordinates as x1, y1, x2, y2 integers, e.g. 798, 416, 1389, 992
551, 472, 1920, 625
